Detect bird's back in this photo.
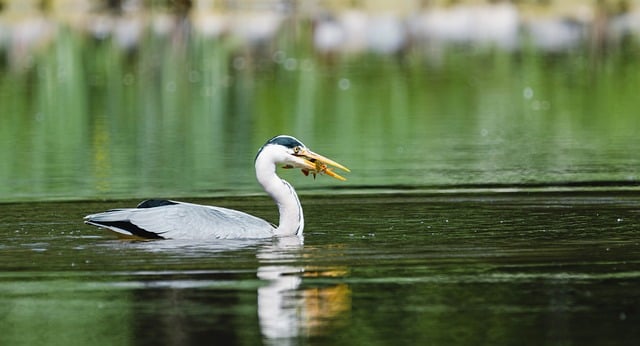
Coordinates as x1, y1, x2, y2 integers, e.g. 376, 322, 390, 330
84, 200, 275, 240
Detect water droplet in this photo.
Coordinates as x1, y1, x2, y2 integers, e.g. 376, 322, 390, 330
233, 56, 246, 70
122, 73, 135, 85
272, 50, 286, 63
616, 218, 624, 222
532, 100, 541, 111
188, 70, 200, 83
284, 58, 297, 71
541, 100, 551, 110
523, 87, 534, 99
300, 59, 313, 71
338, 78, 350, 90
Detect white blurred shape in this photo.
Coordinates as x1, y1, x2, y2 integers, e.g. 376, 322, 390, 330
411, 4, 519, 49
231, 12, 282, 45
314, 19, 345, 53
339, 10, 369, 53
113, 16, 144, 50
193, 12, 228, 38
367, 15, 406, 54
526, 18, 584, 52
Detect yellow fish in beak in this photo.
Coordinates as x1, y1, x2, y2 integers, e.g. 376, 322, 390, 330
285, 147, 350, 181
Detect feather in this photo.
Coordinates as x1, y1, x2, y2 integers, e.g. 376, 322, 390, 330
84, 201, 275, 240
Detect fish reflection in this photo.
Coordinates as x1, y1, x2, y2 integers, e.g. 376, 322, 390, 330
93, 236, 350, 343
257, 236, 351, 341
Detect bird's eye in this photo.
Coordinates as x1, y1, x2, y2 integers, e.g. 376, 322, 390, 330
293, 146, 301, 154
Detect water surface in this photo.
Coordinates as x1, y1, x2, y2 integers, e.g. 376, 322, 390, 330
1, 193, 639, 345
1, 25, 639, 201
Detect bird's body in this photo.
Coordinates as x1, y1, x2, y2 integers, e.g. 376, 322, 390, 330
84, 135, 349, 240
84, 199, 276, 239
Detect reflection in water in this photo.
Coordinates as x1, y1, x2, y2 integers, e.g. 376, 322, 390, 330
258, 264, 303, 340
118, 237, 267, 255
257, 235, 305, 340
2, 5, 640, 202
257, 236, 351, 342
299, 274, 351, 337
1, 196, 639, 344
90, 235, 352, 344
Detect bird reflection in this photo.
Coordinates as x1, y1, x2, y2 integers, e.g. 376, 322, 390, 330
257, 237, 351, 341
103, 236, 351, 343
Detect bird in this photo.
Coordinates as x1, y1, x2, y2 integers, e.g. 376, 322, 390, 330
84, 135, 350, 240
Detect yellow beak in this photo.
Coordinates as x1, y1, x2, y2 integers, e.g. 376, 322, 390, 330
294, 148, 350, 181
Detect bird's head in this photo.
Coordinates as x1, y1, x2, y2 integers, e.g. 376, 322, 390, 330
256, 135, 350, 181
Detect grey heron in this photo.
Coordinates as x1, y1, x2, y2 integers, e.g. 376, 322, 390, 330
83, 135, 349, 240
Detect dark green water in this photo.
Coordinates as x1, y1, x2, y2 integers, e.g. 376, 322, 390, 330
1, 193, 639, 345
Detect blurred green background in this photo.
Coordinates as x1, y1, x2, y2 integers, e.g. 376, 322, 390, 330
1, 0, 639, 202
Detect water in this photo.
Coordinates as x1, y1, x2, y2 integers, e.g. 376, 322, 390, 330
2, 4, 640, 344
1, 25, 640, 201
1, 193, 639, 345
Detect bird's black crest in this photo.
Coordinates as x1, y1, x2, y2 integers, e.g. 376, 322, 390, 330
266, 135, 305, 149
255, 135, 306, 161
137, 199, 178, 208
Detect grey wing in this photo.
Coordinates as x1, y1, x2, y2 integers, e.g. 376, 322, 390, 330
163, 203, 276, 239
84, 202, 275, 240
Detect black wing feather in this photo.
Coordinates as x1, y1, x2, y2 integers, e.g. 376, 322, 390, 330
137, 199, 178, 208
90, 220, 165, 239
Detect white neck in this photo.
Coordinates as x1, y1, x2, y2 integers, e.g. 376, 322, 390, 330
255, 153, 304, 236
